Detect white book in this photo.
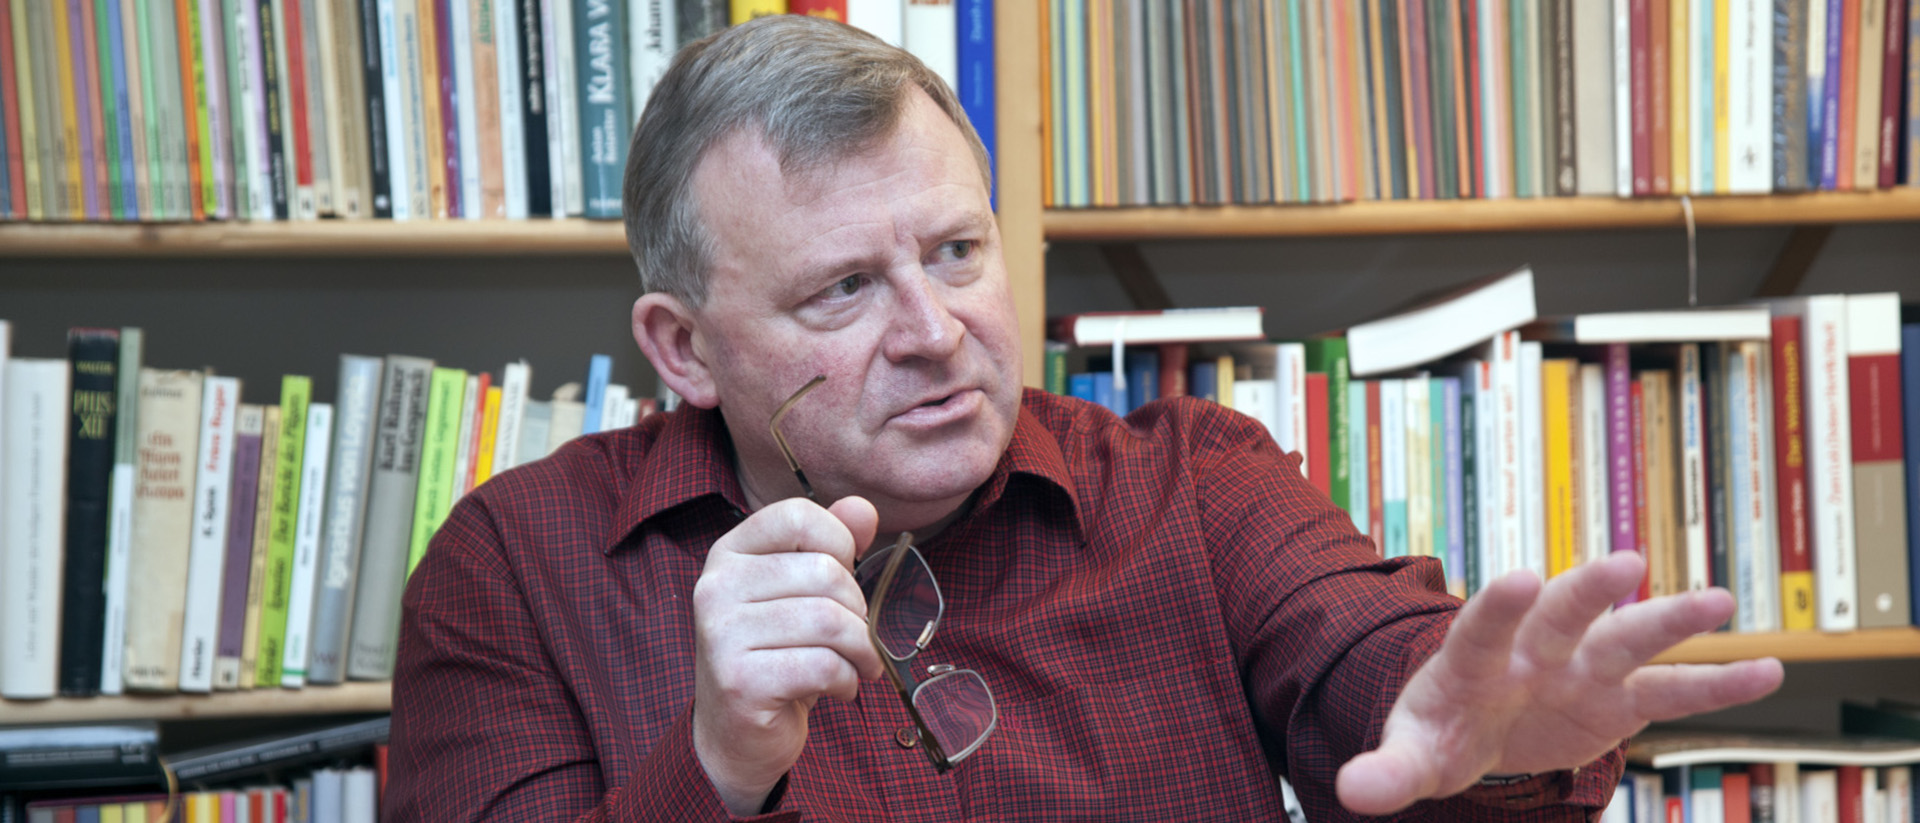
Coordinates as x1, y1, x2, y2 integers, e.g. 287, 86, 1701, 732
312, 769, 344, 823
1, 359, 70, 699
1478, 0, 1508, 198
343, 767, 378, 823
177, 376, 241, 693
309, 356, 382, 685
904, 0, 958, 91
1580, 363, 1612, 566
1613, 0, 1633, 197
1232, 379, 1279, 441
1692, 0, 1715, 191
1601, 783, 1630, 823
1347, 380, 1370, 537
619, 398, 639, 430
1492, 331, 1524, 579
377, 0, 412, 220
124, 370, 205, 692
1727, 0, 1772, 192
1405, 376, 1433, 559
1746, 341, 1782, 630
1692, 776, 1726, 823
1803, 768, 1841, 823
543, 0, 579, 217
237, 2, 276, 221
397, 0, 433, 219
1280, 343, 1307, 478
492, 360, 530, 472
449, 0, 481, 219
1571, 0, 1615, 196
99, 328, 141, 695
601, 383, 630, 432
280, 402, 334, 688
1519, 341, 1546, 577
848, 0, 905, 47
630, 0, 674, 125
517, 399, 553, 466
1866, 768, 1883, 823
1885, 766, 1910, 823
1468, 361, 1501, 585
547, 383, 586, 452
495, 0, 527, 219
299, 0, 331, 216
1678, 344, 1710, 590
1380, 379, 1407, 559
1769, 296, 1858, 631
198, 0, 233, 218
1806, 0, 1830, 186
450, 374, 481, 503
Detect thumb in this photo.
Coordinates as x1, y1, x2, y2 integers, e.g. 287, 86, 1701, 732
826, 496, 879, 562
1336, 740, 1445, 816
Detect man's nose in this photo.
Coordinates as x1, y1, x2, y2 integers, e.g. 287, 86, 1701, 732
880, 269, 966, 363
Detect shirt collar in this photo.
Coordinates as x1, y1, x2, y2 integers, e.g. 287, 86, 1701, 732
611, 390, 1081, 553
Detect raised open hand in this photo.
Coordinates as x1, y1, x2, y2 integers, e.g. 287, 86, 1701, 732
1335, 550, 1786, 815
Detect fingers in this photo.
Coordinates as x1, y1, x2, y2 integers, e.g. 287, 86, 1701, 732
1335, 740, 1448, 816
1577, 587, 1739, 683
712, 497, 862, 570
716, 550, 870, 617
1513, 551, 1648, 670
1429, 569, 1540, 684
1626, 658, 1785, 722
828, 496, 880, 561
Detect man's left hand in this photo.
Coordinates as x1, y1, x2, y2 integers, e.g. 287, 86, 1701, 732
1334, 550, 1785, 815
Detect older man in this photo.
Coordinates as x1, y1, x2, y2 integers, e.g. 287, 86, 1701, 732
387, 15, 1782, 821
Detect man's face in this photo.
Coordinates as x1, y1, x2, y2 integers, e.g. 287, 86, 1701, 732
683, 89, 1022, 534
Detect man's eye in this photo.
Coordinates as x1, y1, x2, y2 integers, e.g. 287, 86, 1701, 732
828, 275, 864, 298
944, 241, 974, 260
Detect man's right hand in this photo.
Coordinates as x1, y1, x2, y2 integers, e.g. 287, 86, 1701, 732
690, 496, 885, 816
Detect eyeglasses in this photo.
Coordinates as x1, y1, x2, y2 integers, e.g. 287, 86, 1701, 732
769, 376, 999, 772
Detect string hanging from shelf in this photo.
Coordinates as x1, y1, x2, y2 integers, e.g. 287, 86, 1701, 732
1681, 195, 1699, 308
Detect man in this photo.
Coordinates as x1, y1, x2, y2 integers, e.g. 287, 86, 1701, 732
388, 15, 1783, 821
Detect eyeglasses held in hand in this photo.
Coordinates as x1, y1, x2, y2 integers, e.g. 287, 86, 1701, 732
769, 376, 999, 772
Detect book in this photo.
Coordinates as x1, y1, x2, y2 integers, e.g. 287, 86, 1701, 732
59, 328, 118, 697
1905, 322, 1920, 627
1678, 345, 1710, 592
1581, 363, 1613, 568
178, 374, 241, 694
957, 0, 993, 188
1629, 729, 1920, 768
494, 0, 525, 217
1050, 306, 1265, 347
165, 716, 389, 783
1573, 0, 1618, 196
631, 0, 674, 130
346, 354, 431, 681
1344, 266, 1537, 377
254, 374, 311, 688
308, 356, 381, 685
491, 359, 530, 473
122, 368, 202, 693
1846, 293, 1909, 627
1732, 343, 1781, 632
1406, 376, 1433, 561
1605, 344, 1641, 592
279, 400, 332, 687
1544, 358, 1578, 578
1305, 338, 1350, 513
548, 0, 582, 218
1382, 377, 1409, 559
447, 0, 479, 219
1768, 296, 1859, 631
0, 722, 162, 791
215, 403, 265, 690
449, 372, 479, 494
472, 383, 501, 486
238, 404, 280, 689
905, 0, 957, 92
2, 359, 71, 699
99, 327, 142, 696
469, 0, 504, 217
406, 366, 465, 576
1527, 307, 1776, 343
1771, 315, 1817, 629
513, 0, 551, 216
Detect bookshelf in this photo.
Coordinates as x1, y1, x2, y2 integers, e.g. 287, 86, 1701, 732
0, 683, 391, 725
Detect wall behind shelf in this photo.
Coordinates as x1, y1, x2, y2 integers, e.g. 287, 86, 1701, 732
1, 255, 661, 402
1045, 222, 1920, 339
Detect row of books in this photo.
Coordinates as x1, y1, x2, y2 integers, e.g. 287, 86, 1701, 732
0, 322, 653, 700
1044, 0, 1920, 208
1608, 701, 1920, 823
0, 0, 997, 223
1045, 281, 1919, 634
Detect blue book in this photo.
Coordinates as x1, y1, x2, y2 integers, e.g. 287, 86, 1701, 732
1126, 350, 1159, 411
1068, 372, 1096, 403
1727, 349, 1758, 627
1437, 377, 1465, 597
1820, 0, 1845, 189
1091, 372, 1122, 416
1190, 360, 1218, 403
957, 0, 995, 197
1457, 377, 1480, 596
1698, 0, 1717, 192
581, 354, 612, 434
574, 0, 630, 218
1904, 324, 1920, 624
103, 0, 138, 216
1347, 380, 1369, 537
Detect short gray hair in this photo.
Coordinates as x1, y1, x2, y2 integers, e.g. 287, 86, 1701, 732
622, 14, 991, 306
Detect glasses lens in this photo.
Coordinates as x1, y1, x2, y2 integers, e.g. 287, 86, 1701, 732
858, 544, 943, 661
913, 669, 998, 764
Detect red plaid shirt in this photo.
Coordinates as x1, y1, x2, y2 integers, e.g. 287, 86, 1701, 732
388, 389, 1623, 821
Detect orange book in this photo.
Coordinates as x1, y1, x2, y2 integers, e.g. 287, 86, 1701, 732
1650, 0, 1672, 194
470, 0, 505, 218
173, 0, 205, 220
1543, 359, 1578, 578
1040, 0, 1053, 207
1328, 0, 1358, 201
1448, 0, 1473, 199
1085, 0, 1108, 207
49, 0, 84, 219
1837, 0, 1860, 190
77, 0, 110, 218
1368, 0, 1393, 199
417, 0, 447, 218
1396, 0, 1422, 200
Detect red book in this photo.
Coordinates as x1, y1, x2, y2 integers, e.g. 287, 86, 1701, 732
376, 742, 389, 803
1649, 0, 1671, 194
1665, 797, 1683, 823
1838, 0, 1861, 190
1750, 764, 1777, 822
1633, 378, 1651, 602
1772, 315, 1817, 629
1367, 381, 1386, 556
1724, 771, 1753, 823
1878, 0, 1908, 187
282, 0, 314, 215
0, 0, 22, 218
1838, 765, 1864, 823
1158, 344, 1189, 399
173, 0, 205, 220
464, 371, 493, 493
1307, 372, 1331, 497
1461, 0, 1482, 198
1630, 0, 1651, 195
1405, 0, 1436, 200
1847, 294, 1909, 628
789, 0, 849, 18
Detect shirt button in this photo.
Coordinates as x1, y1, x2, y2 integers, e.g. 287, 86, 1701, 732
894, 726, 921, 749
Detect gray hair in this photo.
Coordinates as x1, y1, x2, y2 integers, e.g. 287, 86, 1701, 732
622, 14, 991, 306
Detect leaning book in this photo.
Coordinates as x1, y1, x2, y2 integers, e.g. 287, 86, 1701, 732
1628, 729, 1920, 768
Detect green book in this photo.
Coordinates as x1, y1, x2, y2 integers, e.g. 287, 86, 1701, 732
1044, 341, 1069, 396
407, 368, 468, 577
254, 375, 311, 689
1304, 338, 1349, 515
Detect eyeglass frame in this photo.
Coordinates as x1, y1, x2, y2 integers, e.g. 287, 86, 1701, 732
767, 375, 998, 772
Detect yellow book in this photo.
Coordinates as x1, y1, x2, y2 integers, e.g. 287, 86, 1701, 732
1643, 371, 1679, 598
10, 0, 41, 220
1669, 0, 1690, 194
1085, 0, 1108, 207
101, 804, 124, 823
1215, 354, 1235, 411
1543, 359, 1577, 578
122, 803, 145, 823
1712, 0, 1731, 192
186, 793, 213, 823
1855, 0, 1887, 190
1405, 378, 1433, 559
50, 0, 85, 219
417, 0, 447, 218
473, 385, 503, 486
730, 0, 786, 23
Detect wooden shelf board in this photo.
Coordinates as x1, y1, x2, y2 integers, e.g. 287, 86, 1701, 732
1043, 190, 1920, 242
1651, 627, 1920, 666
0, 219, 631, 257
0, 682, 391, 725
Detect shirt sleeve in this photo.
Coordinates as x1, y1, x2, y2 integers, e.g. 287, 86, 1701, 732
384, 493, 802, 823
1188, 407, 1625, 822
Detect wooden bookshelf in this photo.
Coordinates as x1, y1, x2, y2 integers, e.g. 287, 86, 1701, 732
1042, 189, 1920, 242
0, 682, 392, 725
0, 219, 632, 258
1651, 627, 1920, 666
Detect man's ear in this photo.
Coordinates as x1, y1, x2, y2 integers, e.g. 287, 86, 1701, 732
632, 292, 721, 409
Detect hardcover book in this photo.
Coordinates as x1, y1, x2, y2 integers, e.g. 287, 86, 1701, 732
123, 368, 203, 693
1846, 293, 1909, 627
178, 375, 241, 693
215, 403, 265, 690
99, 327, 143, 696
346, 355, 432, 680
309, 356, 383, 685
254, 374, 311, 688
1772, 316, 1818, 629
239, 404, 281, 688
280, 401, 334, 687
3, 359, 72, 699
60, 328, 119, 697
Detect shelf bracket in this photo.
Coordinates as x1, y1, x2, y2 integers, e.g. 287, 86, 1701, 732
1753, 225, 1834, 298
1100, 244, 1175, 310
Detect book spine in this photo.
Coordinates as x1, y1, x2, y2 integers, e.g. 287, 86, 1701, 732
123, 369, 203, 693
93, 0, 126, 218
395, 0, 432, 218
260, 0, 290, 219
428, 0, 459, 217
1739, 343, 1782, 631
581, 352, 609, 434
216, 404, 264, 690
1367, 380, 1386, 555
449, 0, 478, 218
1671, 0, 1690, 193
515, 0, 549, 215
51, 0, 86, 218
1909, 0, 1919, 187
574, 0, 625, 218
356, 0, 390, 217
1680, 344, 1712, 592
1492, 332, 1522, 577
218, 0, 250, 219
1648, 371, 1681, 600
239, 403, 280, 687
0, 0, 19, 219
178, 374, 239, 694
408, 367, 465, 576
351, 356, 433, 675
1852, 0, 1885, 190
1582, 363, 1613, 567
1712, 0, 1732, 192
1348, 379, 1371, 538
98, 327, 142, 696
233, 0, 270, 220
1650, 0, 1671, 193
1810, 0, 1833, 188
1904, 323, 1920, 627
173, 0, 207, 219
414, 0, 445, 217
10, 0, 43, 221
957, 0, 993, 186
472, 384, 502, 486
1459, 374, 1480, 594
1705, 343, 1731, 598
79, 0, 112, 218
119, 0, 147, 219
328, 1, 367, 217
1520, 341, 1546, 576
1631, 0, 1651, 194
450, 373, 479, 497
3, 360, 72, 699
1776, 0, 1810, 191
1846, 293, 1909, 627
1307, 373, 1330, 496
1382, 378, 1408, 559
545, 0, 576, 216
280, 401, 332, 687
491, 359, 529, 472
493, 0, 523, 217
1731, 0, 1777, 192
1406, 377, 1432, 560
1877, 0, 1906, 186
470, 0, 504, 217
1544, 358, 1577, 578
1729, 349, 1757, 624
1616, 0, 1635, 196
199, 0, 232, 219
1632, 377, 1649, 602
1823, 0, 1845, 189
1773, 316, 1817, 629
59, 329, 118, 697
1440, 377, 1466, 597
307, 359, 380, 684
303, 0, 335, 215
1802, 297, 1858, 630
1692, 0, 1714, 192
253, 374, 310, 688
1607, 343, 1641, 587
